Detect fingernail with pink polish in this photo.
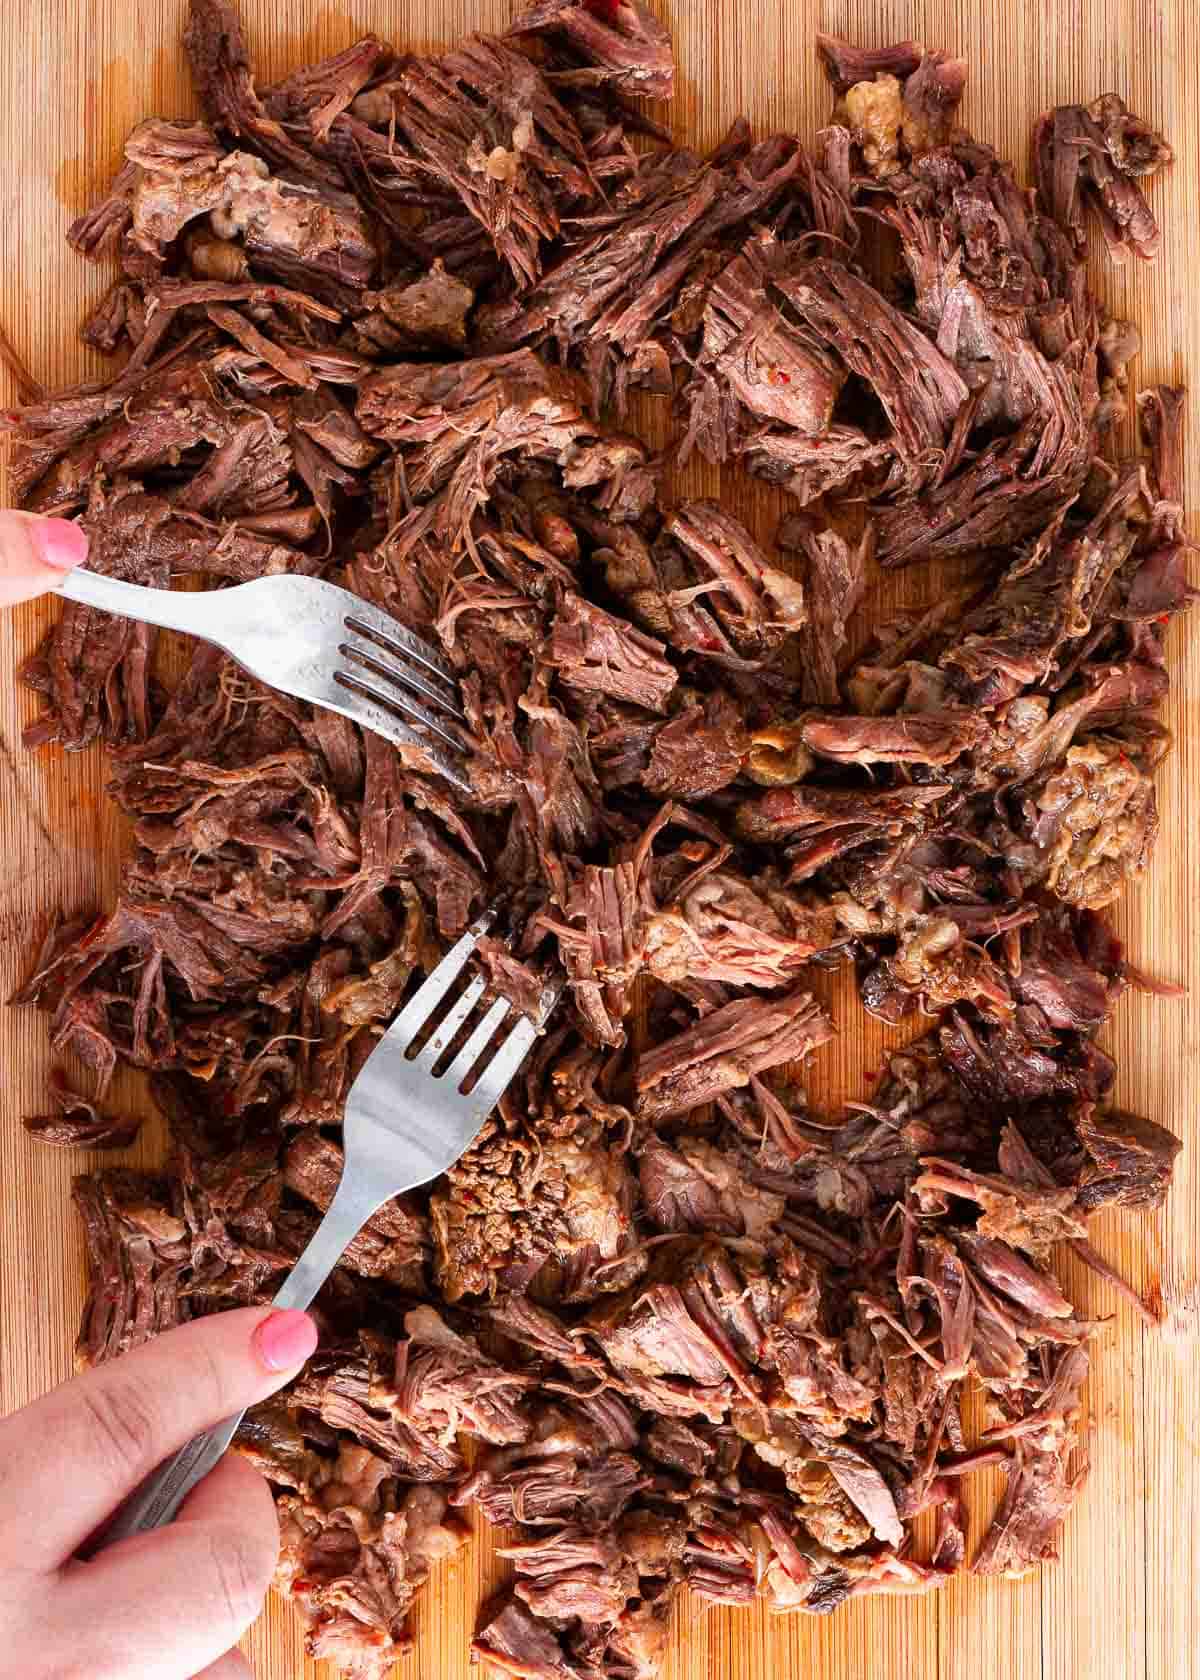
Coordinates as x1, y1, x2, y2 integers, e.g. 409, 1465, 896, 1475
254, 1309, 318, 1372
31, 517, 89, 572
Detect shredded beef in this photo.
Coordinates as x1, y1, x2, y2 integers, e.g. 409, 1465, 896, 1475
510, 0, 674, 100
23, 1070, 142, 1148
5, 8, 1187, 1680
636, 988, 835, 1121
1035, 94, 1172, 263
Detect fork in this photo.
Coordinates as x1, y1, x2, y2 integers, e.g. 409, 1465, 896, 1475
94, 913, 560, 1549
57, 566, 472, 793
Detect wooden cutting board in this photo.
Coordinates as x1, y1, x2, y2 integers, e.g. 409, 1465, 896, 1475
1, 2, 1197, 1678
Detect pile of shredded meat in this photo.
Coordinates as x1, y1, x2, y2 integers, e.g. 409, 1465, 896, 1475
4, 5, 1188, 1678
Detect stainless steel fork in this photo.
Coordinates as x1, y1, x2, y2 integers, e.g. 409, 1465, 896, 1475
58, 566, 471, 793
96, 913, 559, 1549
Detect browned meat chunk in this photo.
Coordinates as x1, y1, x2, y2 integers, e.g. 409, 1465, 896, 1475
636, 988, 834, 1121
510, 0, 675, 99
1036, 94, 1172, 262
1075, 1106, 1181, 1210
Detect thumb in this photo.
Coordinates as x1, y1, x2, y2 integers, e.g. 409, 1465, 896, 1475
0, 1306, 317, 1572
0, 510, 88, 605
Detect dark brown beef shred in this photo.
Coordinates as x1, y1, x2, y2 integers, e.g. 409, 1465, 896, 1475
1074, 1105, 1182, 1211
387, 37, 596, 290
7, 6, 1186, 1679
72, 1171, 191, 1361
509, 0, 675, 101
777, 516, 869, 705
545, 594, 678, 711
24, 1073, 141, 1149
475, 128, 811, 413
636, 988, 835, 1121
1035, 94, 1172, 263
815, 36, 924, 95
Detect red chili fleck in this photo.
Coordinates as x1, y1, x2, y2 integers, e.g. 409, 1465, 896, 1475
1156, 612, 1171, 624
583, 0, 622, 22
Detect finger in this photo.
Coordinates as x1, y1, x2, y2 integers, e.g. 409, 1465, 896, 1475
0, 1306, 316, 1571
0, 510, 87, 604
52, 1454, 277, 1680
193, 1651, 255, 1680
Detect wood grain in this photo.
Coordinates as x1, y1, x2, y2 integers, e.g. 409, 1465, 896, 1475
1, 3, 1197, 1679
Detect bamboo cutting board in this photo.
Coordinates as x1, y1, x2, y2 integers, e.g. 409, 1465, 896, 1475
0, 3, 1197, 1678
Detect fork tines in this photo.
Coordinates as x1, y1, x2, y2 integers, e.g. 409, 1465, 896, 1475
334, 600, 470, 758
395, 914, 562, 1113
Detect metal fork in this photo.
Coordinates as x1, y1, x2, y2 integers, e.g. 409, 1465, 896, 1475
95, 914, 560, 1549
58, 566, 472, 794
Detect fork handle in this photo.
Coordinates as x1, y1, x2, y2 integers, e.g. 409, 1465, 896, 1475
91, 1176, 379, 1552
58, 566, 229, 640
271, 1176, 382, 1314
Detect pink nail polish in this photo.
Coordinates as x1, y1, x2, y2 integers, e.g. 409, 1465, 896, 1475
253, 1309, 318, 1372
31, 517, 89, 572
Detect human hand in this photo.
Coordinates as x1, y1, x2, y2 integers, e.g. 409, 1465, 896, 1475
0, 1306, 318, 1680
0, 510, 88, 605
